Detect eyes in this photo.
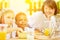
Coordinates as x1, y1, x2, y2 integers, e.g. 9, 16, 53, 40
5, 16, 14, 20
18, 18, 27, 22
44, 7, 52, 10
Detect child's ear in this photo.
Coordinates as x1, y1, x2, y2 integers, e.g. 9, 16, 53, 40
15, 21, 17, 25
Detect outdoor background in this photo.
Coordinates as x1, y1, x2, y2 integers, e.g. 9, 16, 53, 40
0, 0, 60, 16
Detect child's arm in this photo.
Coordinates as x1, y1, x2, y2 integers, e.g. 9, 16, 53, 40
16, 28, 24, 32
7, 26, 25, 35
7, 27, 13, 33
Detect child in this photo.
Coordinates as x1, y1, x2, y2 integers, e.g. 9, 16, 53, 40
1, 9, 16, 39
15, 12, 34, 39
15, 12, 28, 31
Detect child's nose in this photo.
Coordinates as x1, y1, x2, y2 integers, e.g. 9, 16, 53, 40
46, 9, 50, 12
9, 19, 13, 23
21, 21, 25, 23
20, 20, 25, 24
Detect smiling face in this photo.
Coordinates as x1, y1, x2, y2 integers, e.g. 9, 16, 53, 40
15, 13, 28, 29
42, 0, 57, 17
44, 5, 55, 17
2, 10, 14, 25
4, 13, 14, 25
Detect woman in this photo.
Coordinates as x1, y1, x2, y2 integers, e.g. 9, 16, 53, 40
29, 0, 58, 37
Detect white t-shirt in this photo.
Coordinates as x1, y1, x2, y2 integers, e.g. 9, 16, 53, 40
29, 11, 57, 32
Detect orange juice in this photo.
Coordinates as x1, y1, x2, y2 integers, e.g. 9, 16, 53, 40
44, 28, 52, 36
0, 32, 6, 40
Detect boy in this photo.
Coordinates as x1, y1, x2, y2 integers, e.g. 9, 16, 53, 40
15, 12, 34, 40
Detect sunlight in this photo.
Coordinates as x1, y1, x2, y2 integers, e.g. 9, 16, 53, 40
31, 0, 38, 2
0, 0, 2, 2
10, 0, 29, 14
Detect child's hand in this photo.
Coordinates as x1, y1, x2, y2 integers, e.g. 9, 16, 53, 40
7, 28, 12, 33
16, 28, 24, 32
35, 29, 43, 39
7, 27, 16, 33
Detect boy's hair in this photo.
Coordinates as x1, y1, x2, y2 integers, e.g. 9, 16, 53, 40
42, 0, 57, 15
15, 12, 27, 21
